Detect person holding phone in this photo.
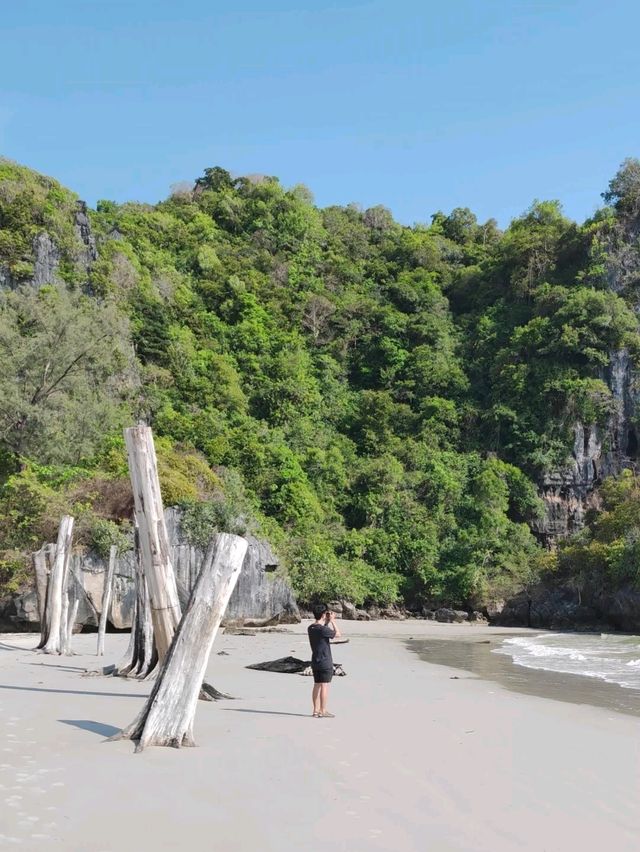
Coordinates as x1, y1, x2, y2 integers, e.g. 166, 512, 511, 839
308, 603, 341, 718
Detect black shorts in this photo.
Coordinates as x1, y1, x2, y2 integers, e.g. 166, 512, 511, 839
312, 667, 333, 684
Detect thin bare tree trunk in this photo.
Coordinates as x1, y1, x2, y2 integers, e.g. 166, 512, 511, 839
42, 516, 74, 654
113, 533, 247, 752
124, 426, 181, 661
97, 545, 117, 656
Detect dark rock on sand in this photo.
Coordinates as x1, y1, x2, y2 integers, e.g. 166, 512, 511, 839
435, 608, 468, 623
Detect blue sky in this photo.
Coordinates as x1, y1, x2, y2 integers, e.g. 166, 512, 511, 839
1, 0, 639, 226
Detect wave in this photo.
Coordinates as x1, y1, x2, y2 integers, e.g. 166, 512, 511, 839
494, 633, 640, 691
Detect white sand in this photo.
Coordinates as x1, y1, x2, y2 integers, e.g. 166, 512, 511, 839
1, 620, 639, 852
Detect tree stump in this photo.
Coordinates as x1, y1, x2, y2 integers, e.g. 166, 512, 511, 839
41, 516, 74, 654
97, 545, 117, 656
112, 532, 247, 752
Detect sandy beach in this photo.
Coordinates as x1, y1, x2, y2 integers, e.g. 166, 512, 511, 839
1, 620, 640, 852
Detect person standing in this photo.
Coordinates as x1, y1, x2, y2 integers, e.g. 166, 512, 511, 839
308, 603, 341, 718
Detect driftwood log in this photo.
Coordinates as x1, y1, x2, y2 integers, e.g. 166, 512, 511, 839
97, 545, 117, 656
247, 657, 347, 676
40, 516, 75, 654
112, 532, 248, 751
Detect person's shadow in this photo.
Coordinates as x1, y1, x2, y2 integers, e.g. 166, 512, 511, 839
226, 709, 311, 718
59, 719, 121, 738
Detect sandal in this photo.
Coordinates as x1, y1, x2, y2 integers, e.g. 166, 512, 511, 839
320, 712, 335, 718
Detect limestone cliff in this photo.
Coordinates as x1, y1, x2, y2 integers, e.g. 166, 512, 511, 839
533, 348, 640, 545
0, 508, 299, 632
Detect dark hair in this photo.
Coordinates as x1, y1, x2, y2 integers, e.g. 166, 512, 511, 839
312, 603, 328, 620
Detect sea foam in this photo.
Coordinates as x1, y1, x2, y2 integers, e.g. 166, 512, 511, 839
494, 633, 640, 690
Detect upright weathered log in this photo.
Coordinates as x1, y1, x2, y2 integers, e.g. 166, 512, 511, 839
97, 545, 117, 656
59, 556, 81, 655
62, 598, 79, 655
33, 548, 49, 626
124, 426, 181, 661
60, 560, 70, 650
35, 544, 54, 649
42, 516, 74, 654
113, 533, 248, 751
115, 530, 157, 678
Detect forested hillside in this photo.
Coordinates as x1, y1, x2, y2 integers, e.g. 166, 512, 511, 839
1, 157, 640, 610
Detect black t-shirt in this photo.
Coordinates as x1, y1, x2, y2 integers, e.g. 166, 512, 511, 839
308, 622, 336, 669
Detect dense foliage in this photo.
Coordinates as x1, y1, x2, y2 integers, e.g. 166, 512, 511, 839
1, 157, 640, 607
557, 470, 640, 591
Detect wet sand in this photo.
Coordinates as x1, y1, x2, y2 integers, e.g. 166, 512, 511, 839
1, 620, 639, 851
408, 635, 640, 717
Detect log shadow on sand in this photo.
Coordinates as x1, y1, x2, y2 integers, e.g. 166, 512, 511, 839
59, 719, 121, 737
0, 683, 147, 698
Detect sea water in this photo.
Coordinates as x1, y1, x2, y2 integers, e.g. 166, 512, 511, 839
494, 633, 640, 690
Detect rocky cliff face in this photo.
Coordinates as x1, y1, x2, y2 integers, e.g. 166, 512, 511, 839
1, 199, 97, 291
533, 348, 640, 545
0, 508, 299, 632
495, 581, 640, 633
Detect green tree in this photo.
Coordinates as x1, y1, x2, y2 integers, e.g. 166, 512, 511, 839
0, 285, 135, 465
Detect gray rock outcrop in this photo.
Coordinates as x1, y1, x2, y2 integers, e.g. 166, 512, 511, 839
435, 608, 468, 623
494, 582, 640, 632
534, 348, 640, 545
1, 507, 299, 632
32, 232, 61, 287
73, 200, 98, 273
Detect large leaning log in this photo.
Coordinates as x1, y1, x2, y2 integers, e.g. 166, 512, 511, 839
41, 516, 74, 654
120, 426, 227, 700
97, 545, 117, 656
112, 532, 248, 752
124, 426, 181, 661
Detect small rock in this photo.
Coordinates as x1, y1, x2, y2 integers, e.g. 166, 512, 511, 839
341, 601, 357, 620
355, 609, 371, 621
380, 607, 406, 620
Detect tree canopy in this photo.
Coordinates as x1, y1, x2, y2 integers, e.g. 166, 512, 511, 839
1, 157, 639, 608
